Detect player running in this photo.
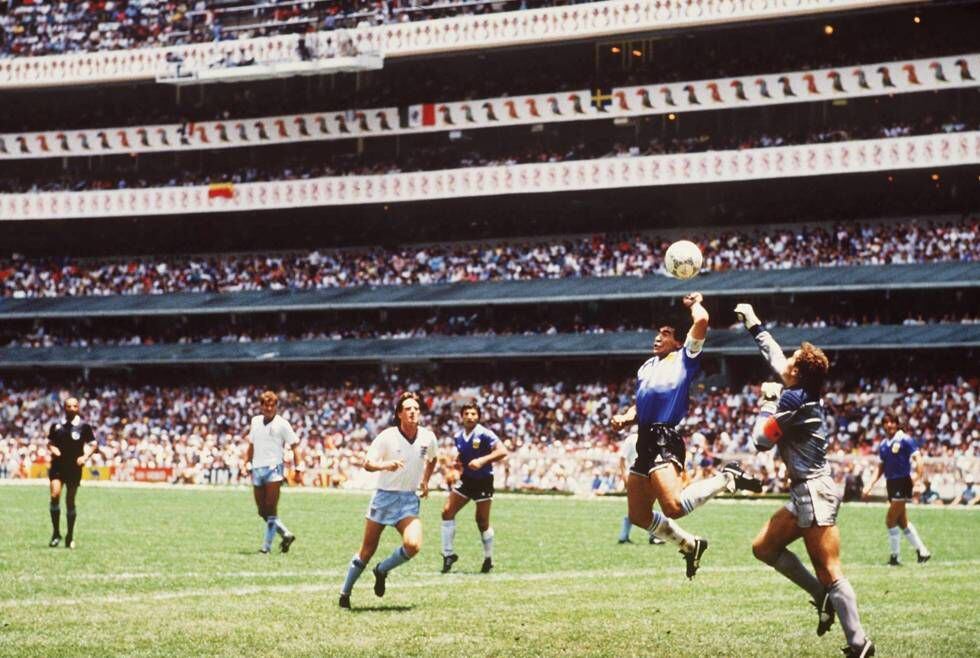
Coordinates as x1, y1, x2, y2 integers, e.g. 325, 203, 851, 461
862, 412, 932, 565
611, 292, 762, 579
340, 392, 438, 609
46, 397, 99, 549
735, 303, 874, 658
440, 403, 508, 574
244, 390, 301, 554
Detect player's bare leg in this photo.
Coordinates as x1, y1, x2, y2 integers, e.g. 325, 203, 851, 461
802, 524, 872, 656
475, 499, 494, 572
48, 478, 63, 547
440, 490, 468, 572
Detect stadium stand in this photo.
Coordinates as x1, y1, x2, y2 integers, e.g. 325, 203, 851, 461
2, 218, 977, 299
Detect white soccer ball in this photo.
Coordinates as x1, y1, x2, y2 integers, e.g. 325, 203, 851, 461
664, 240, 703, 280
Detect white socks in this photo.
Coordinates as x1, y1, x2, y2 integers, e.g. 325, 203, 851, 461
888, 527, 901, 556
441, 519, 456, 557
647, 511, 696, 553
481, 528, 495, 559
903, 523, 928, 554
679, 473, 731, 516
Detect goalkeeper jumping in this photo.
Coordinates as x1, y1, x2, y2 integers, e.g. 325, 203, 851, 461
735, 302, 875, 658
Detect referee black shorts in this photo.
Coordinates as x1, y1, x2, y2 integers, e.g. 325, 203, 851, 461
631, 424, 685, 476
886, 476, 914, 502
48, 461, 82, 487
453, 475, 495, 502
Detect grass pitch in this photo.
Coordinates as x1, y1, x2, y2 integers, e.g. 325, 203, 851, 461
0, 484, 977, 657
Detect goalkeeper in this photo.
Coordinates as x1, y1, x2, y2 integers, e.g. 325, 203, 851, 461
735, 303, 875, 658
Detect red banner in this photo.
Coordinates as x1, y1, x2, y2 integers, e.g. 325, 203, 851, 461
133, 467, 173, 483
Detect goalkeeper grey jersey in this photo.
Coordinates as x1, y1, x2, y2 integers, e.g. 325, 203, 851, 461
749, 326, 831, 482
770, 388, 832, 483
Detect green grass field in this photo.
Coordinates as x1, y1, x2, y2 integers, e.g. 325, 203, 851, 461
0, 484, 977, 657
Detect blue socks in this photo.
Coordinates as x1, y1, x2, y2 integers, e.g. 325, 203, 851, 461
263, 517, 277, 551
377, 546, 411, 574
341, 556, 366, 595
619, 516, 632, 542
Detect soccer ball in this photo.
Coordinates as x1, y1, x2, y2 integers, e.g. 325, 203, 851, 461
664, 240, 703, 280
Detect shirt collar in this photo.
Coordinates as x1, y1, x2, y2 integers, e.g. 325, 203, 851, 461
64, 416, 81, 427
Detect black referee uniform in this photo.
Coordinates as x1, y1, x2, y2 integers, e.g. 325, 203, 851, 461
48, 417, 95, 545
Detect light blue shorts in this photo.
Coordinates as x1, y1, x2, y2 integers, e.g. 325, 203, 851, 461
252, 464, 284, 487
367, 490, 420, 526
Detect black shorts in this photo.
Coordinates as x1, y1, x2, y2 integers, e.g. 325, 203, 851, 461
49, 461, 82, 487
886, 476, 914, 501
454, 476, 494, 502
631, 424, 685, 476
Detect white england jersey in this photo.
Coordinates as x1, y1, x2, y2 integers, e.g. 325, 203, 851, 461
622, 433, 639, 466
367, 425, 438, 492
249, 414, 298, 468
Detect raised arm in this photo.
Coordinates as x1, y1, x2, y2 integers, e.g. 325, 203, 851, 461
684, 292, 709, 343
735, 302, 789, 382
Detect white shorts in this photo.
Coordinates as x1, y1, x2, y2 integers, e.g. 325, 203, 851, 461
785, 475, 841, 528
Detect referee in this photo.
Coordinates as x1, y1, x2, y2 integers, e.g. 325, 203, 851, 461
47, 397, 98, 549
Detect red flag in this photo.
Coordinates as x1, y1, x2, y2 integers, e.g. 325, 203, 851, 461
208, 183, 234, 199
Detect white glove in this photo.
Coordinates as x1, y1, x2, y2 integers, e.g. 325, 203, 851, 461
761, 382, 783, 401
734, 303, 761, 330
760, 381, 782, 415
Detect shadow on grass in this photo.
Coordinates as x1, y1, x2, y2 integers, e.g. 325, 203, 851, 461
349, 604, 415, 613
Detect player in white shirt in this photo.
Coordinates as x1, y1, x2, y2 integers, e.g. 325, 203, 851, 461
244, 391, 302, 554
339, 392, 439, 609
616, 433, 663, 545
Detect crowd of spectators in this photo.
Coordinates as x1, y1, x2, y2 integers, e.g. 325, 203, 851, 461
1, 216, 976, 299
2, 114, 971, 195
3, 309, 978, 349
0, 375, 975, 496
0, 0, 598, 59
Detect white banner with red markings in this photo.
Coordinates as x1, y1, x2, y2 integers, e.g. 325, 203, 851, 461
1, 54, 974, 161
1, 132, 975, 220
0, 0, 914, 89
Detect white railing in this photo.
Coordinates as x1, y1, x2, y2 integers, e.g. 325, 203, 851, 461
0, 0, 915, 89
1, 132, 975, 221
2, 53, 974, 161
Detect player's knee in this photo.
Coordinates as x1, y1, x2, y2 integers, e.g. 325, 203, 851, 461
661, 500, 686, 519
476, 519, 489, 533
441, 508, 455, 521
751, 539, 775, 564
403, 538, 422, 557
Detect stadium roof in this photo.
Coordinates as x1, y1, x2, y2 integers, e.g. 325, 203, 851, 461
1, 324, 977, 368
1, 262, 977, 319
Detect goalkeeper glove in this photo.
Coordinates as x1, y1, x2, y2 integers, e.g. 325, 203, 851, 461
734, 303, 761, 330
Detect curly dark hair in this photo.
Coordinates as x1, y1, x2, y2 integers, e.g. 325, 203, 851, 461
794, 342, 830, 392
